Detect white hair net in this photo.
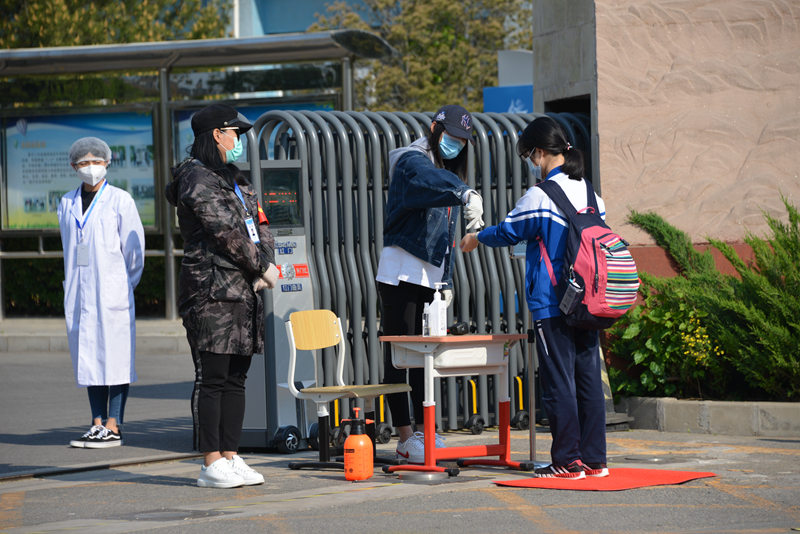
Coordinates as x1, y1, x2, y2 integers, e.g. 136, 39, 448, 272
69, 137, 111, 164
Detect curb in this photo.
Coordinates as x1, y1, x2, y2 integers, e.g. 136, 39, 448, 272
616, 396, 800, 437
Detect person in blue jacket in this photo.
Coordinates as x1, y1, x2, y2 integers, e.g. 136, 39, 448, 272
378, 104, 484, 464
460, 116, 610, 479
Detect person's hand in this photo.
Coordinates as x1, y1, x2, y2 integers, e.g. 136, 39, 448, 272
464, 191, 485, 231
253, 277, 269, 292
442, 288, 454, 308
460, 232, 480, 253
262, 263, 280, 289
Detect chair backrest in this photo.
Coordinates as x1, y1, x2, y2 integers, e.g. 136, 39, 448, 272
288, 309, 341, 351
286, 309, 346, 393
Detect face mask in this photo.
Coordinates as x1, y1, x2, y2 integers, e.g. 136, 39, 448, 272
220, 130, 243, 163
76, 165, 107, 186
527, 157, 542, 181
226, 138, 243, 163
439, 133, 464, 160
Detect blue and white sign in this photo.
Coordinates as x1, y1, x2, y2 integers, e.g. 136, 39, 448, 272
483, 85, 533, 114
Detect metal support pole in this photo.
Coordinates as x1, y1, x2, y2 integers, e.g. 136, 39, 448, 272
342, 56, 353, 111
0, 240, 4, 321
158, 65, 177, 320
528, 313, 537, 464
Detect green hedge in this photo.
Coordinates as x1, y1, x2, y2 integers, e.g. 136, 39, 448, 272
2, 239, 167, 317
607, 195, 800, 402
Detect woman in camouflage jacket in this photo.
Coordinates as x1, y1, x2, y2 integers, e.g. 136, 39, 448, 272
165, 104, 278, 489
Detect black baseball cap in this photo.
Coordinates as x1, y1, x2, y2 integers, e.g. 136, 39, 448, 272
433, 104, 473, 140
191, 103, 253, 136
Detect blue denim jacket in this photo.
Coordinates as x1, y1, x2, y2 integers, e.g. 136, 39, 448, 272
383, 150, 471, 285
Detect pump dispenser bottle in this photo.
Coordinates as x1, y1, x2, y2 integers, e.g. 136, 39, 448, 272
425, 283, 448, 336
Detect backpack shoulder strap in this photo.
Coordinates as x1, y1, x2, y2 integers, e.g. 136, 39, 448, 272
538, 178, 601, 219
537, 179, 576, 221
583, 178, 600, 213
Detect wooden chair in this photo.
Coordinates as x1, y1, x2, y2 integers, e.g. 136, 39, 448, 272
285, 309, 410, 470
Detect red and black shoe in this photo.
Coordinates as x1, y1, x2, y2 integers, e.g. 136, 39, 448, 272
533, 459, 586, 479
583, 462, 609, 477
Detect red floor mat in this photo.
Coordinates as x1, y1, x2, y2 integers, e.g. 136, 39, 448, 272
495, 467, 716, 491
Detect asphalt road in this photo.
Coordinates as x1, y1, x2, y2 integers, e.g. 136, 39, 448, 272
1, 349, 799, 533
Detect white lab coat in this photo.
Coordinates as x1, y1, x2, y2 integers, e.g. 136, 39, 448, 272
57, 181, 145, 387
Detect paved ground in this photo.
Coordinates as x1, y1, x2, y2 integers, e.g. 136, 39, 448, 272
1, 348, 799, 533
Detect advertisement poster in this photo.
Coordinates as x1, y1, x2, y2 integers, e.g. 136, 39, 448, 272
2, 111, 155, 229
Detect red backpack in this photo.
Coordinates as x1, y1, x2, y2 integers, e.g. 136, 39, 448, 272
537, 179, 640, 330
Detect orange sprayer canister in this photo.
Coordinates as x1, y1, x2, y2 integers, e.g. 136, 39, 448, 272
343, 407, 373, 481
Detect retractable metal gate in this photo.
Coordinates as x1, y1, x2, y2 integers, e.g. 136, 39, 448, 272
242, 110, 590, 449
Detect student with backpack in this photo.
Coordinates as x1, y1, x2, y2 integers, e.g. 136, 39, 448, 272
460, 116, 612, 479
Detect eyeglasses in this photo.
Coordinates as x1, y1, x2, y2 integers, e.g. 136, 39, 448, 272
73, 160, 106, 168
517, 145, 534, 160
219, 128, 240, 139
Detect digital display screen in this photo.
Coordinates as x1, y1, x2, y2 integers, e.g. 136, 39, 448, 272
260, 162, 302, 227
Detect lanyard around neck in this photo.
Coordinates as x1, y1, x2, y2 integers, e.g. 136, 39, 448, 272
233, 182, 250, 215
73, 181, 107, 231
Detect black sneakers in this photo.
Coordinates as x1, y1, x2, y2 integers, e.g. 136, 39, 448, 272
69, 425, 122, 448
85, 427, 122, 448
533, 459, 587, 479
69, 425, 105, 448
584, 462, 610, 477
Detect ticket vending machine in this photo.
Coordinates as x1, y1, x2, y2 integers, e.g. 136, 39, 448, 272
240, 160, 317, 451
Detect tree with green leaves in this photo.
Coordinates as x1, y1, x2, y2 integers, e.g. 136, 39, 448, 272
309, 0, 533, 111
0, 0, 231, 49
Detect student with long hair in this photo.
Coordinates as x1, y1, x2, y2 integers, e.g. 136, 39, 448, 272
378, 105, 485, 464
461, 116, 609, 479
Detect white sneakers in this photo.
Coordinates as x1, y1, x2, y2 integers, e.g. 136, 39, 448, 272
395, 431, 446, 464
230, 454, 265, 485
198, 458, 243, 488
197, 456, 264, 488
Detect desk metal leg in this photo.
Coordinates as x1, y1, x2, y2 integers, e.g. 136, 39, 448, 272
528, 321, 537, 465
383, 349, 459, 476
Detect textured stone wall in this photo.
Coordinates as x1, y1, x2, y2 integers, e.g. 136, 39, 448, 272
595, 1, 800, 245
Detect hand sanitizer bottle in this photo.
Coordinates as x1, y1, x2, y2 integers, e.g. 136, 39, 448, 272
422, 302, 431, 336
428, 283, 448, 336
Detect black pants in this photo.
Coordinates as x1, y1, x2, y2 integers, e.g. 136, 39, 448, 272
379, 281, 435, 429
533, 316, 606, 466
190, 346, 252, 453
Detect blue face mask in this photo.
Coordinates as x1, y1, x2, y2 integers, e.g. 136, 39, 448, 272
439, 133, 465, 160
220, 130, 243, 162
527, 157, 541, 181
226, 138, 243, 163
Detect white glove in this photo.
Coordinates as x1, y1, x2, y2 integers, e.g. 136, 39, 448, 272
442, 288, 454, 308
464, 190, 485, 232
262, 263, 280, 289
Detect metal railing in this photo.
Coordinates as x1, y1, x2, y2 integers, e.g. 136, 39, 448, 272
249, 110, 590, 431
0, 109, 590, 431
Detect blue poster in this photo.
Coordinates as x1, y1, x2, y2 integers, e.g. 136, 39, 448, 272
3, 111, 155, 229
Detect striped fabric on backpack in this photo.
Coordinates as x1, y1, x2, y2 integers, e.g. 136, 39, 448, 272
596, 234, 639, 312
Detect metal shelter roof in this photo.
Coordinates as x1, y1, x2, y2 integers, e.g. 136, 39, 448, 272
0, 29, 394, 76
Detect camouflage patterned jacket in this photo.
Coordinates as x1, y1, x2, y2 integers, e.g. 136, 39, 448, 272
165, 158, 275, 356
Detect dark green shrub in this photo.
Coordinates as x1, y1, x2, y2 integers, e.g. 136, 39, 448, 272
2, 247, 166, 318
607, 195, 800, 401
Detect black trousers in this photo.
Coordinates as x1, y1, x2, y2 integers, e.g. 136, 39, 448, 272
533, 316, 606, 466
190, 346, 253, 453
378, 281, 435, 429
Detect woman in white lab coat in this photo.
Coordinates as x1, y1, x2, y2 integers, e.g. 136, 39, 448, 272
57, 136, 145, 449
